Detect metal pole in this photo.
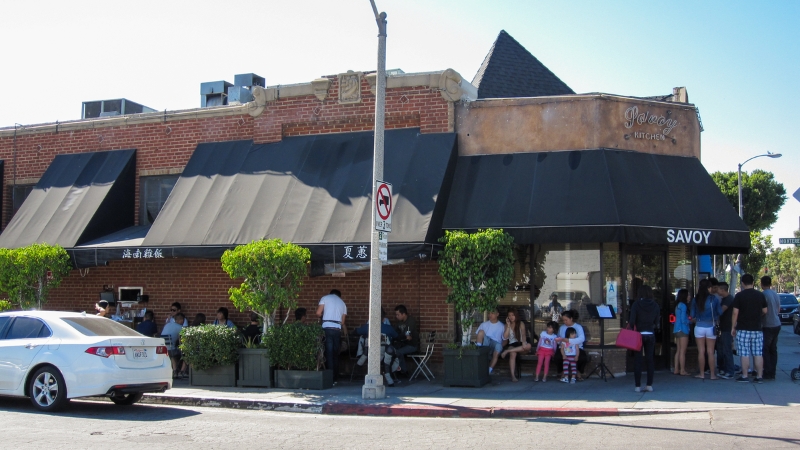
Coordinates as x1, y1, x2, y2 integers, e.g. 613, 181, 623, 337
363, 0, 387, 400
737, 163, 743, 219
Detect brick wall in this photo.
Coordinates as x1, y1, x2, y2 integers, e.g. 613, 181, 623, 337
47, 258, 454, 362
0, 77, 451, 228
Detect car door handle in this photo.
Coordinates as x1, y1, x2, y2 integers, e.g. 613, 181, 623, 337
24, 343, 38, 349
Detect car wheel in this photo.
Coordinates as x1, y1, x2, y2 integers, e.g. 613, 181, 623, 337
110, 393, 144, 406
792, 368, 800, 381
29, 365, 69, 412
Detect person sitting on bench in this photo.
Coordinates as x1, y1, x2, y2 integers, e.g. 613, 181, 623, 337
499, 307, 532, 382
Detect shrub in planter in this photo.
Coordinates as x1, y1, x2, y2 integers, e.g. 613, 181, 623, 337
179, 324, 241, 371
263, 322, 324, 371
263, 322, 331, 389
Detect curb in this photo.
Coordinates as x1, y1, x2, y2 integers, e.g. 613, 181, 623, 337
135, 394, 708, 418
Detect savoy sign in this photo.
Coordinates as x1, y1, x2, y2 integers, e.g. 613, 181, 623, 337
624, 106, 679, 141
667, 229, 711, 245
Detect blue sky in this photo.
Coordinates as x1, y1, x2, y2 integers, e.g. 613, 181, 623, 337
1, 0, 797, 244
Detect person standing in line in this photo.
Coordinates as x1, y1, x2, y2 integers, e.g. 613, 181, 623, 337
673, 289, 690, 376
393, 305, 419, 376
760, 276, 781, 380
731, 274, 768, 383
716, 282, 736, 379
690, 279, 721, 380
316, 289, 347, 383
630, 285, 660, 392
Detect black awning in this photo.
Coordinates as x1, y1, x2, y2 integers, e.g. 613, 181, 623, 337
141, 129, 457, 263
442, 149, 750, 254
0, 149, 136, 249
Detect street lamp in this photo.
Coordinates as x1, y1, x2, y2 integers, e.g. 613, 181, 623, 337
738, 152, 782, 219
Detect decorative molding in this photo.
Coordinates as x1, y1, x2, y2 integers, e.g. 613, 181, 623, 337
338, 71, 362, 104
6, 177, 39, 186
365, 73, 378, 95
311, 78, 331, 101
438, 69, 467, 102
246, 86, 277, 118
139, 168, 184, 177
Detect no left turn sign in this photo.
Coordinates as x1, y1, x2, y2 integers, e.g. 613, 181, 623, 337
375, 181, 392, 232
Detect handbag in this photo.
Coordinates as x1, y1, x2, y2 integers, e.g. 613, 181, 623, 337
616, 325, 642, 351
711, 298, 721, 337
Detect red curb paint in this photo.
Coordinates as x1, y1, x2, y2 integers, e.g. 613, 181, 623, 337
491, 407, 620, 418
322, 403, 491, 418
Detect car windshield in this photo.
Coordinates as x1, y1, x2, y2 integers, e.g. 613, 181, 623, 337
779, 295, 798, 306
61, 317, 143, 337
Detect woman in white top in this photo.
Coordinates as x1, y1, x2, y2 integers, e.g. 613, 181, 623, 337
499, 308, 531, 382
554, 309, 588, 380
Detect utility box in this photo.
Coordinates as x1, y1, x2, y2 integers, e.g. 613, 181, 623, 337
200, 80, 233, 107
82, 99, 155, 119
233, 73, 265, 88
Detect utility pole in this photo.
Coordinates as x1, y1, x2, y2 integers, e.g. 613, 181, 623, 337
363, 0, 387, 400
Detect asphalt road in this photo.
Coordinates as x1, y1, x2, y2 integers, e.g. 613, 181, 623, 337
1, 398, 798, 449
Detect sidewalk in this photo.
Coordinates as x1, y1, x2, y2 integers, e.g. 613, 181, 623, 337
140, 326, 800, 418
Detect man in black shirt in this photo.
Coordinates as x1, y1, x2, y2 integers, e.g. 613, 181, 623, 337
731, 274, 768, 383
716, 282, 735, 379
393, 305, 419, 375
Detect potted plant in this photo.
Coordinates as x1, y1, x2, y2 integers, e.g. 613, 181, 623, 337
180, 324, 241, 387
263, 322, 332, 390
237, 336, 274, 387
221, 239, 310, 387
438, 229, 514, 387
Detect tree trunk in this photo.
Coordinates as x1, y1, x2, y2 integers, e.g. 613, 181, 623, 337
460, 310, 475, 346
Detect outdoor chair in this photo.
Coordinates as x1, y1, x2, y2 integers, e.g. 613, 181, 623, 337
408, 331, 437, 381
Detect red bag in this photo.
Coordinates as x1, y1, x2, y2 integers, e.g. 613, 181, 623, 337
616, 326, 642, 352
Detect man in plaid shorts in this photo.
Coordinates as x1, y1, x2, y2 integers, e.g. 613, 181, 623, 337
730, 274, 768, 383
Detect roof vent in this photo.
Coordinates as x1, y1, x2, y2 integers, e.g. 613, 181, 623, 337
228, 73, 266, 105
82, 99, 155, 119
200, 80, 233, 107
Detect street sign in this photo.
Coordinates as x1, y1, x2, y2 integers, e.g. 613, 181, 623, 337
375, 180, 392, 232
378, 230, 388, 261
778, 238, 800, 245
793, 187, 800, 203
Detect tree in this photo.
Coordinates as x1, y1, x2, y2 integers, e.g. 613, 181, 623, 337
438, 229, 515, 346
221, 239, 310, 332
742, 231, 772, 276
711, 170, 786, 232
0, 300, 11, 312
0, 243, 72, 310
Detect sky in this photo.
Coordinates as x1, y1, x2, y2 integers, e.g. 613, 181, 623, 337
1, 0, 798, 246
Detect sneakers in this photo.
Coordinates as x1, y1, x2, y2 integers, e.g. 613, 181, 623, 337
717, 371, 731, 380
570, 378, 576, 384
753, 377, 763, 384
560, 377, 569, 383
736, 376, 750, 383
488, 367, 494, 375
634, 387, 641, 392
644, 386, 653, 392
542, 377, 547, 383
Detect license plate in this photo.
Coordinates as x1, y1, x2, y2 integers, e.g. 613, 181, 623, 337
781, 314, 789, 319
132, 348, 148, 359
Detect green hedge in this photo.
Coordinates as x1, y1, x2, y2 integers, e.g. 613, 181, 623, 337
262, 322, 324, 371
179, 325, 240, 371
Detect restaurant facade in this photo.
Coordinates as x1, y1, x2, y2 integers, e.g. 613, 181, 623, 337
0, 31, 749, 374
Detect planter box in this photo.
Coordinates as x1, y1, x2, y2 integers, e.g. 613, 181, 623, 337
238, 348, 273, 388
443, 346, 491, 387
190, 364, 237, 387
275, 369, 333, 390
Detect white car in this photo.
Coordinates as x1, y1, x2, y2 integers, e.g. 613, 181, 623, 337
0, 310, 172, 411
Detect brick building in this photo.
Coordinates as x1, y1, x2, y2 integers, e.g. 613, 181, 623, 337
0, 31, 749, 376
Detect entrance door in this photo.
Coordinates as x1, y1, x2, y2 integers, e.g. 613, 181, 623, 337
623, 250, 670, 370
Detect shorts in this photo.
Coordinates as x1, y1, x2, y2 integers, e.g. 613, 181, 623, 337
503, 341, 522, 351
735, 330, 763, 357
694, 326, 716, 339
481, 336, 503, 353
674, 331, 688, 338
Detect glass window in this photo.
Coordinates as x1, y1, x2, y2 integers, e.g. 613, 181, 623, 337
532, 244, 602, 345
61, 317, 142, 337
4, 317, 51, 339
12, 184, 35, 216
0, 317, 10, 337
140, 175, 179, 225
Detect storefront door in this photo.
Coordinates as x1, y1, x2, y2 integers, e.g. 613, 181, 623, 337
623, 249, 670, 370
